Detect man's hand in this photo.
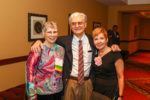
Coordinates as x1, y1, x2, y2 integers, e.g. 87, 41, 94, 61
118, 97, 123, 100
111, 44, 121, 52
31, 40, 43, 52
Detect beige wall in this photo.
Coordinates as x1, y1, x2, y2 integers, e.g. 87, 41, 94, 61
129, 15, 140, 53
0, 0, 108, 91
0, 0, 107, 60
139, 40, 150, 50
139, 18, 150, 50
140, 18, 150, 39
129, 15, 140, 40
122, 14, 130, 40
121, 14, 140, 53
0, 62, 26, 91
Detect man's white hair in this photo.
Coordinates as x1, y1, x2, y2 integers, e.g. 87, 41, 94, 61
69, 12, 87, 24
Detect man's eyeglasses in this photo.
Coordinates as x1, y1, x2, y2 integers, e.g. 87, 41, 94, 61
71, 22, 84, 26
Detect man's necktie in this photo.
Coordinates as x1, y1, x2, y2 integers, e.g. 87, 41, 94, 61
78, 40, 84, 85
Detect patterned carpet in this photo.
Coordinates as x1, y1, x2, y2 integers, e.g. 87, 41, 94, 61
126, 52, 150, 68
128, 79, 150, 93
126, 78, 150, 98
124, 52, 150, 100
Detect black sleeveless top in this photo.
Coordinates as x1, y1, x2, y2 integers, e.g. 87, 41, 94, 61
93, 51, 122, 79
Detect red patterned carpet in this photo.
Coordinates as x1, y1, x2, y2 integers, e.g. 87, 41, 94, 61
128, 79, 150, 94
124, 52, 150, 100
123, 84, 150, 100
126, 52, 150, 67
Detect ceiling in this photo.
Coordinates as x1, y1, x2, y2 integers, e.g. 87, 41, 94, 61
96, 0, 150, 18
129, 11, 150, 18
96, 0, 150, 6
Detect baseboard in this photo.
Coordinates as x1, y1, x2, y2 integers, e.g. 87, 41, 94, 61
127, 49, 150, 57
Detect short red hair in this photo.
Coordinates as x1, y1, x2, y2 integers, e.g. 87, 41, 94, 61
92, 27, 108, 39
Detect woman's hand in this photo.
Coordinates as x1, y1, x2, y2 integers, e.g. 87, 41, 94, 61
31, 40, 43, 52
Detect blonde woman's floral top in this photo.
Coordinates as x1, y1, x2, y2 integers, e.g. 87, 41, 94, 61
26, 44, 65, 100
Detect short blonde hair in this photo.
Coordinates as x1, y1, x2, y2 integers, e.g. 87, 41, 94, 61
42, 21, 57, 34
92, 27, 108, 39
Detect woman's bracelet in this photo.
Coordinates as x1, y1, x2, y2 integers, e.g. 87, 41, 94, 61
118, 95, 123, 98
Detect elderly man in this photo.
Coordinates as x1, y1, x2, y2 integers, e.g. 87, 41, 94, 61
60, 12, 95, 100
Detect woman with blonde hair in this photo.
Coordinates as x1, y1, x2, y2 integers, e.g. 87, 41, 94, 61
26, 21, 65, 100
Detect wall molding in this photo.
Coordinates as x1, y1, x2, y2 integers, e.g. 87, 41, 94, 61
138, 39, 150, 41
0, 56, 28, 66
120, 39, 150, 43
127, 49, 150, 57
138, 49, 150, 52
